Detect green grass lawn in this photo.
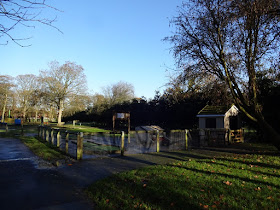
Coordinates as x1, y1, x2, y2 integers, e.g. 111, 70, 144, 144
55, 124, 110, 133
20, 136, 66, 161
86, 143, 280, 209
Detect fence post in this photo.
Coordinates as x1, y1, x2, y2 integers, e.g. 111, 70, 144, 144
65, 131, 69, 154
77, 132, 83, 160
185, 129, 189, 150
42, 126, 45, 140
46, 128, 49, 142
57, 129, 60, 148
51, 128, 54, 144
38, 126, 41, 139
121, 131, 125, 156
5, 124, 8, 132
156, 130, 160, 152
228, 129, 232, 144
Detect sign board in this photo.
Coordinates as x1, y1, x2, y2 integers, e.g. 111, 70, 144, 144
117, 113, 125, 119
113, 111, 131, 133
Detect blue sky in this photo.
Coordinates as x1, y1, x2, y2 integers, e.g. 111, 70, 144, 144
0, 0, 183, 99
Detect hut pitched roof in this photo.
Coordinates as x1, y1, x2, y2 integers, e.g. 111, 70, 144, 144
197, 105, 232, 116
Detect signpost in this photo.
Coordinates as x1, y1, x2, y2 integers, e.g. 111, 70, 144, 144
112, 111, 131, 144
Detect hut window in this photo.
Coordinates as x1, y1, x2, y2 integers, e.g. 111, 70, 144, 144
206, 118, 216, 128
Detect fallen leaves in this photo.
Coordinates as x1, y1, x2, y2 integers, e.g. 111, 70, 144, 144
199, 203, 209, 209
267, 186, 272, 190
223, 181, 232, 186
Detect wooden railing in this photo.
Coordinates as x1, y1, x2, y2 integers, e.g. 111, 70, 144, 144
38, 126, 84, 160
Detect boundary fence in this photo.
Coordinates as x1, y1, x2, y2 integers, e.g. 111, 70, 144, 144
37, 126, 191, 160
1, 125, 245, 160
187, 128, 244, 147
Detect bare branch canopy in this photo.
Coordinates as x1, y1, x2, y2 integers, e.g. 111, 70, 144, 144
0, 0, 61, 46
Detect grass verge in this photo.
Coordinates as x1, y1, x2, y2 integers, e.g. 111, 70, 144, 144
0, 126, 70, 163
86, 143, 280, 209
55, 124, 110, 133
20, 136, 66, 162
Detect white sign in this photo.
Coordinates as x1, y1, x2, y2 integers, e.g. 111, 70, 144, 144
117, 113, 125, 119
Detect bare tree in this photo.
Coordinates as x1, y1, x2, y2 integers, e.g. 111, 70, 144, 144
16, 74, 38, 122
102, 81, 135, 107
40, 61, 88, 125
0, 0, 60, 46
166, 0, 280, 148
0, 75, 14, 122
63, 94, 91, 117
91, 93, 107, 114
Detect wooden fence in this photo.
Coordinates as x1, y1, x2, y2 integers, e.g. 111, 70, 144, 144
38, 126, 84, 160
2, 125, 244, 160
187, 128, 244, 147
38, 127, 191, 159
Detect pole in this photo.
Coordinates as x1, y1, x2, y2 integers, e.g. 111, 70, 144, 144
77, 132, 83, 160
65, 131, 69, 154
156, 130, 160, 153
121, 131, 125, 156
46, 128, 49, 142
185, 129, 189, 150
42, 126, 45, 140
51, 128, 54, 144
57, 129, 60, 148
128, 114, 131, 143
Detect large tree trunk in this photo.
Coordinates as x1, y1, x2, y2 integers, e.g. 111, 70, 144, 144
35, 109, 38, 123
22, 106, 27, 123
1, 94, 7, 123
257, 116, 280, 150
57, 99, 63, 126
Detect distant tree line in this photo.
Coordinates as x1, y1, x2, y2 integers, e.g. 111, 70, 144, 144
63, 76, 235, 130
1, 60, 279, 135
0, 61, 89, 125
63, 68, 280, 136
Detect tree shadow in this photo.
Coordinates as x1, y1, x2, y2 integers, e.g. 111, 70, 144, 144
144, 152, 207, 162
172, 165, 280, 189
214, 157, 280, 170
195, 147, 280, 156
195, 159, 280, 178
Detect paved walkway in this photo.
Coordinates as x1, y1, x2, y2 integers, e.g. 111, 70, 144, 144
0, 137, 187, 210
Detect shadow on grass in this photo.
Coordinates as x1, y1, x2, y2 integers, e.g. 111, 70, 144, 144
195, 146, 280, 156
195, 159, 280, 179
94, 165, 278, 209
214, 157, 280, 170
113, 155, 158, 166
145, 151, 208, 161
172, 165, 280, 189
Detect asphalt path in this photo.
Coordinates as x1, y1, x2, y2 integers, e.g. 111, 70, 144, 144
0, 137, 93, 210
0, 137, 188, 210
